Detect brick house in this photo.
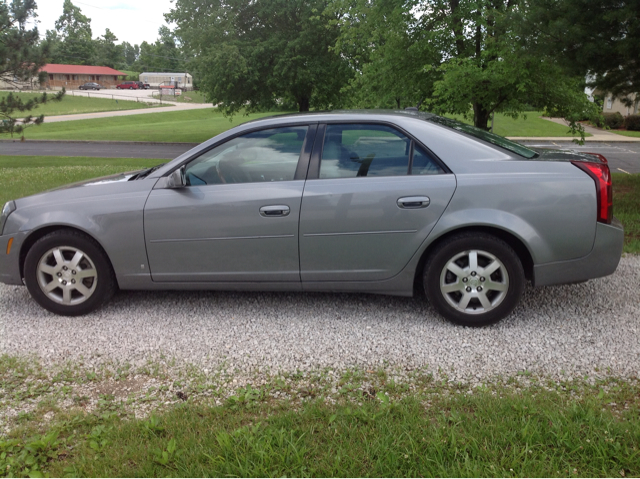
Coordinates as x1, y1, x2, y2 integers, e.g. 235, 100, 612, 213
40, 64, 126, 90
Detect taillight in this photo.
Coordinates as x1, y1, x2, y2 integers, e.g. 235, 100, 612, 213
572, 160, 612, 224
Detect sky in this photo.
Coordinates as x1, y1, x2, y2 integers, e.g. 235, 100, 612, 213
35, 0, 175, 46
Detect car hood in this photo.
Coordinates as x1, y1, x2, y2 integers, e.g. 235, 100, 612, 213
47, 169, 144, 191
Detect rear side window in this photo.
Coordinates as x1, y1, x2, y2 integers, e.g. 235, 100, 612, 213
320, 124, 411, 179
412, 144, 445, 175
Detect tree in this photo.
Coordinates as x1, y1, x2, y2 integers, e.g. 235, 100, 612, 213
1, 0, 49, 88
332, 0, 441, 109
134, 26, 184, 73
54, 0, 94, 65
523, 0, 639, 102
332, 0, 594, 133
167, 0, 352, 114
122, 41, 140, 67
1, 0, 64, 139
95, 28, 123, 68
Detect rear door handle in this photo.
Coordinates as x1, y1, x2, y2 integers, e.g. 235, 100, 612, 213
259, 205, 290, 217
397, 196, 430, 209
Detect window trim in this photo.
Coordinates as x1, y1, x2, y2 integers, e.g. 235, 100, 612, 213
307, 121, 450, 180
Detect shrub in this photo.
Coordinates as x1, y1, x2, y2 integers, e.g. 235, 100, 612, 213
603, 112, 624, 129
624, 114, 640, 131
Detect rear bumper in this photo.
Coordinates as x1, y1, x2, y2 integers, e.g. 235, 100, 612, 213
533, 217, 624, 287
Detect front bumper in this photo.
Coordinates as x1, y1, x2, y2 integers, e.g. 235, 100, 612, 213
533, 217, 625, 287
0, 232, 27, 285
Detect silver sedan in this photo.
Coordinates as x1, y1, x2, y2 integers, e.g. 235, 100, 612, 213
0, 111, 624, 326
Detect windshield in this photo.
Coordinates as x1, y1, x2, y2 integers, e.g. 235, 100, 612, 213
427, 116, 538, 159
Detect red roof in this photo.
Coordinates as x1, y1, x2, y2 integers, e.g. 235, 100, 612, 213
40, 64, 125, 76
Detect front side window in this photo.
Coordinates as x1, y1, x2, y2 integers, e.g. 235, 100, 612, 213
185, 126, 308, 186
320, 124, 411, 179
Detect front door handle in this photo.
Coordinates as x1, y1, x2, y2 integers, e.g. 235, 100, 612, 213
259, 205, 290, 217
397, 196, 430, 209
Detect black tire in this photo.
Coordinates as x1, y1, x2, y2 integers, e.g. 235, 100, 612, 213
423, 232, 525, 327
24, 229, 117, 316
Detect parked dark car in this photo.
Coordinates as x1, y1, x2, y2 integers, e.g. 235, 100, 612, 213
78, 82, 102, 90
116, 81, 139, 90
136, 81, 150, 89
0, 111, 623, 326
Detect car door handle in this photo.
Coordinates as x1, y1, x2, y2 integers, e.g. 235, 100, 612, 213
259, 205, 290, 217
397, 196, 430, 209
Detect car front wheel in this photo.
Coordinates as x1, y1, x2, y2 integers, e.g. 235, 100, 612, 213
24, 230, 117, 316
423, 232, 525, 327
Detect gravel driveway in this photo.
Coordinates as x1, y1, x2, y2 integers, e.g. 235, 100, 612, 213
1, 255, 639, 382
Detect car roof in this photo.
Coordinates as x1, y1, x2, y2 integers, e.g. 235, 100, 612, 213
239, 109, 437, 126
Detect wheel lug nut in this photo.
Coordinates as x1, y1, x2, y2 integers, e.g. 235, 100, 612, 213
470, 271, 476, 277
477, 286, 483, 292
71, 279, 76, 284
480, 277, 485, 282
462, 277, 468, 283
62, 280, 67, 285
466, 286, 472, 292
72, 270, 76, 275
63, 266, 68, 271
57, 272, 62, 277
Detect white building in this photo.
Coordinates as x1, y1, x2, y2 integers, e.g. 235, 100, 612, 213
140, 72, 193, 90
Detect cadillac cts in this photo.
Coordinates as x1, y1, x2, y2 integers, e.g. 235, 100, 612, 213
0, 111, 624, 326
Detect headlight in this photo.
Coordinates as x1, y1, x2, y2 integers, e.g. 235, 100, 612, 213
0, 201, 16, 235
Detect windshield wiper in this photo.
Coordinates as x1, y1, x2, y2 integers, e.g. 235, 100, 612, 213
129, 163, 165, 181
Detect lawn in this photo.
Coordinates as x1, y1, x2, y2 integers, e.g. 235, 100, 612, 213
1, 355, 639, 478
0, 109, 278, 143
610, 130, 640, 138
612, 172, 640, 253
0, 91, 159, 117
0, 108, 587, 143
446, 111, 591, 138
0, 156, 161, 206
164, 90, 210, 104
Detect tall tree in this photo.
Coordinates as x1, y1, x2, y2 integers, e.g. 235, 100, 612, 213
54, 0, 94, 64
1, 0, 49, 87
122, 41, 139, 67
523, 0, 639, 102
96, 28, 122, 68
167, 0, 352, 114
134, 27, 184, 72
1, 0, 64, 139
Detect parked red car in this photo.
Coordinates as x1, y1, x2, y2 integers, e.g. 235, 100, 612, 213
116, 81, 139, 90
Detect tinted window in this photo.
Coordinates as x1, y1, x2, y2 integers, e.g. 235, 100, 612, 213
185, 126, 308, 185
320, 124, 411, 179
412, 144, 445, 175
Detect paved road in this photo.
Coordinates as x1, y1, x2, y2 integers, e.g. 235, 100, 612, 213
1, 140, 639, 172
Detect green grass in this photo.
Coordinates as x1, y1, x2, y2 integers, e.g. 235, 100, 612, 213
447, 111, 592, 138
168, 90, 210, 104
0, 109, 279, 143
0, 156, 162, 205
2, 371, 639, 477
0, 91, 159, 117
610, 130, 640, 138
612, 172, 640, 253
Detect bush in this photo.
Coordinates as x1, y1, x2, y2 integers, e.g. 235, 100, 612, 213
624, 114, 640, 131
603, 112, 624, 129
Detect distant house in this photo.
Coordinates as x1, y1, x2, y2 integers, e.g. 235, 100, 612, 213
140, 72, 193, 90
603, 93, 639, 116
40, 64, 126, 90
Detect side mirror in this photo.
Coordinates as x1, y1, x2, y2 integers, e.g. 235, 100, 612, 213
166, 165, 186, 188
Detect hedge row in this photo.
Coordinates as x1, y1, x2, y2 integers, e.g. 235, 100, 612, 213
600, 112, 640, 130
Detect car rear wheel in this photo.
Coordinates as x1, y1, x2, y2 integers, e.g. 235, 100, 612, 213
24, 230, 117, 316
423, 232, 524, 327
